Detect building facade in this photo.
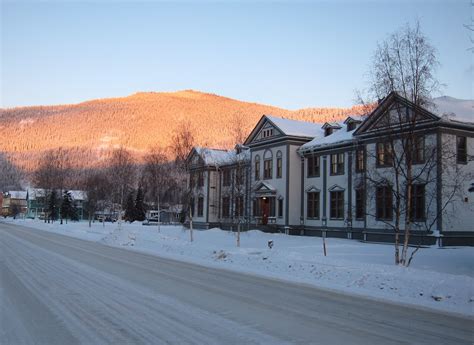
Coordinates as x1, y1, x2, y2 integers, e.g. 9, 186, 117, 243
187, 93, 474, 245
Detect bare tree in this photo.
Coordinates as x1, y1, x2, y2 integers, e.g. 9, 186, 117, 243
230, 112, 248, 145
83, 170, 111, 227
171, 121, 195, 168
107, 147, 136, 222
358, 21, 467, 266
229, 146, 250, 247
0, 152, 23, 192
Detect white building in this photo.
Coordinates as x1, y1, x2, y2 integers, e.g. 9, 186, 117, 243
187, 92, 474, 245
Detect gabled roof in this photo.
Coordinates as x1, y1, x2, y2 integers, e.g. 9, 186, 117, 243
187, 146, 250, 168
343, 115, 365, 124
353, 92, 441, 135
321, 122, 342, 129
244, 115, 323, 145
252, 181, 277, 194
300, 122, 354, 153
7, 191, 27, 200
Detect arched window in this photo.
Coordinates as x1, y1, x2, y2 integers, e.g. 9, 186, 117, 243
254, 155, 261, 181
276, 150, 283, 178
263, 150, 273, 179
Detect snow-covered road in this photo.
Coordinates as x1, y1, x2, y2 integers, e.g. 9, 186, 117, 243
1, 222, 472, 345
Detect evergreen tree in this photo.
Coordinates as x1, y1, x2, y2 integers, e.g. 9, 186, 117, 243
48, 190, 58, 222
61, 190, 78, 223
134, 186, 146, 221
124, 191, 136, 222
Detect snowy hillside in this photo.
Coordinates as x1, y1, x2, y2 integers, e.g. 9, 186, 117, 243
432, 96, 473, 123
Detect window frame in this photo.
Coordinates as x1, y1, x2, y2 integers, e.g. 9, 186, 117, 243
254, 156, 260, 181
222, 196, 230, 218
222, 169, 231, 187
307, 155, 320, 178
306, 192, 320, 219
330, 153, 344, 176
376, 186, 393, 220
276, 157, 283, 178
412, 136, 425, 165
197, 197, 204, 217
409, 184, 425, 221
457, 136, 467, 164
263, 159, 273, 179
329, 191, 344, 220
376, 142, 393, 168
355, 148, 365, 173
278, 198, 283, 218
355, 188, 365, 220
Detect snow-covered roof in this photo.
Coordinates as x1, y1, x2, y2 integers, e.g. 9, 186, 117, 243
343, 115, 365, 123
27, 188, 46, 200
300, 123, 355, 152
430, 96, 473, 124
194, 146, 250, 167
7, 191, 27, 199
265, 115, 323, 138
69, 190, 86, 201
322, 122, 342, 129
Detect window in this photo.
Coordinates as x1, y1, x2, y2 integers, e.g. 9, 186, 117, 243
410, 184, 425, 221
197, 197, 204, 217
412, 136, 425, 164
330, 153, 344, 175
325, 128, 333, 137
235, 196, 244, 217
457, 136, 467, 164
264, 159, 273, 179
355, 189, 365, 219
355, 148, 365, 173
376, 186, 392, 220
307, 192, 320, 219
376, 142, 393, 167
347, 122, 357, 131
276, 157, 282, 178
278, 198, 283, 218
269, 197, 276, 217
252, 199, 258, 217
330, 191, 344, 219
189, 198, 195, 217
235, 166, 244, 186
262, 128, 274, 138
197, 171, 204, 187
255, 156, 260, 180
307, 156, 320, 177
189, 173, 195, 189
222, 197, 230, 217
223, 169, 231, 186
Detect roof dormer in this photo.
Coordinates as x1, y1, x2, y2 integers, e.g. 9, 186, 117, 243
343, 116, 364, 132
321, 122, 342, 137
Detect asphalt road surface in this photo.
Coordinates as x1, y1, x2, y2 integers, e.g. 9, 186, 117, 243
1, 222, 472, 345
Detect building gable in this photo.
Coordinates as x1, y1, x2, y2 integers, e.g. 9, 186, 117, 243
244, 116, 284, 145
354, 92, 440, 136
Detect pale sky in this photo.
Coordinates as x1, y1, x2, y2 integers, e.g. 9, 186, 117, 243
1, 0, 472, 109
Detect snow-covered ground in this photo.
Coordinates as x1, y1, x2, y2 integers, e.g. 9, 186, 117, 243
3, 218, 473, 317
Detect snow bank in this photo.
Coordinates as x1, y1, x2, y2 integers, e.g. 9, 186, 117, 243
4, 218, 473, 317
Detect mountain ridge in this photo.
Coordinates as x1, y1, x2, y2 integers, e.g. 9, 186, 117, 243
2, 90, 468, 172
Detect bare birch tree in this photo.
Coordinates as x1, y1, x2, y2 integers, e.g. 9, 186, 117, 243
107, 147, 136, 223
357, 21, 468, 266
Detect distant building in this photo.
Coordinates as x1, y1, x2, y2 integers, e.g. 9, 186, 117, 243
26, 188, 87, 220
2, 191, 28, 217
187, 92, 474, 246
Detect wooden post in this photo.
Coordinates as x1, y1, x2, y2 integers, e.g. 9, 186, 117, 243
323, 231, 327, 257
237, 222, 240, 247
190, 209, 194, 242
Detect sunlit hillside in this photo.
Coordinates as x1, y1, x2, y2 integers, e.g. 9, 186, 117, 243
0, 90, 366, 171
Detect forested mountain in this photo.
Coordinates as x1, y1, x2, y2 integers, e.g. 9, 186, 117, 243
0, 90, 366, 171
